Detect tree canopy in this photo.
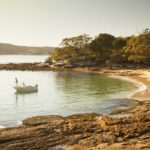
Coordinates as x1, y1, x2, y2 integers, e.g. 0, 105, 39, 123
52, 29, 150, 66
89, 33, 115, 62
60, 34, 92, 48
123, 29, 150, 64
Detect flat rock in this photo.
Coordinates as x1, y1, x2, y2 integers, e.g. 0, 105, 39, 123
0, 102, 149, 150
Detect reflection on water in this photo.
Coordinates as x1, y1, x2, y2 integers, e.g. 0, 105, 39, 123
15, 93, 38, 107
0, 71, 136, 127
54, 72, 130, 100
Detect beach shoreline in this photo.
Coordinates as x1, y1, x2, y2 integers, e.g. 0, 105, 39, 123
73, 67, 150, 101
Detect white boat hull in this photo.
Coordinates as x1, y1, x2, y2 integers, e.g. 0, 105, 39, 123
14, 86, 38, 93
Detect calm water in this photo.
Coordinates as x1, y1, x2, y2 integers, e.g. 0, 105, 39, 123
0, 55, 48, 64
0, 71, 136, 127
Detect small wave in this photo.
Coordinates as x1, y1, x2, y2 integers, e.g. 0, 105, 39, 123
0, 125, 6, 129
17, 120, 23, 126
109, 75, 148, 99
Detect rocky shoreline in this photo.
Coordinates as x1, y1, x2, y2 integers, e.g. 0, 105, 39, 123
0, 100, 149, 150
0, 63, 142, 72
0, 63, 146, 73
0, 63, 54, 71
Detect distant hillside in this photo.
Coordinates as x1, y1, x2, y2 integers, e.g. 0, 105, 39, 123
0, 43, 55, 55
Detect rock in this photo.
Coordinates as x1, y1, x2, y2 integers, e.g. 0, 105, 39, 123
23, 115, 64, 126
66, 144, 90, 150
0, 63, 55, 71
0, 102, 149, 150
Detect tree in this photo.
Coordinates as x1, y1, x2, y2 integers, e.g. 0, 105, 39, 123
52, 34, 93, 62
60, 34, 92, 48
52, 29, 150, 66
123, 29, 150, 64
110, 37, 127, 63
89, 33, 115, 62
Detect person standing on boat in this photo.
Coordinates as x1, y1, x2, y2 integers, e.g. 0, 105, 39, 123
15, 77, 18, 87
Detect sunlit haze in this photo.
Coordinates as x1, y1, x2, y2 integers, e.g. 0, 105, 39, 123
0, 0, 149, 46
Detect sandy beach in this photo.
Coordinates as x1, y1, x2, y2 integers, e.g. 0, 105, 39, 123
131, 70, 150, 100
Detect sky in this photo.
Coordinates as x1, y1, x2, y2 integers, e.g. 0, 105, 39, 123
0, 0, 149, 47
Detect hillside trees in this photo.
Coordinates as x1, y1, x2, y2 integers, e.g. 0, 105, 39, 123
123, 29, 150, 64
110, 37, 128, 63
52, 34, 96, 63
89, 33, 115, 62
60, 34, 92, 48
52, 29, 150, 66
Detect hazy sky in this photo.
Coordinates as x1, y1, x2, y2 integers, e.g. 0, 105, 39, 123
0, 0, 149, 46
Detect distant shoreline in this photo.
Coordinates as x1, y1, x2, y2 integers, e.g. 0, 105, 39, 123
0, 43, 55, 55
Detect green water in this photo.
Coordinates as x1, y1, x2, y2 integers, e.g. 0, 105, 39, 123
0, 71, 136, 127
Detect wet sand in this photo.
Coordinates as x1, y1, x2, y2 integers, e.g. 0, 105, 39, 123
131, 71, 150, 100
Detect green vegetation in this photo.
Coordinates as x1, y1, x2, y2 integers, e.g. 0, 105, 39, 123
52, 29, 150, 66
123, 29, 150, 64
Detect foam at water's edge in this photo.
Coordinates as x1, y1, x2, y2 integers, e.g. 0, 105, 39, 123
109, 75, 148, 99
0, 125, 6, 128
17, 120, 23, 126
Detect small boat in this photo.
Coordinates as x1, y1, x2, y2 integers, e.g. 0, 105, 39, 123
14, 78, 38, 93
14, 85, 38, 93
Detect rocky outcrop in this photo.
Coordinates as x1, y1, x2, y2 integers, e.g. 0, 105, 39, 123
0, 63, 57, 71
0, 101, 149, 150
0, 63, 70, 71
